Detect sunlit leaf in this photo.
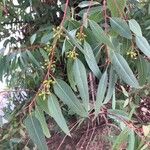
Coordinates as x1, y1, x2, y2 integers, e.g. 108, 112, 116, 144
78, 1, 99, 8
30, 34, 37, 45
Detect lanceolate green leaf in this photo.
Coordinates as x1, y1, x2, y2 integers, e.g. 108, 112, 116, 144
39, 48, 49, 60
78, 1, 99, 8
41, 33, 53, 44
35, 106, 51, 138
37, 97, 51, 116
24, 115, 48, 150
110, 51, 140, 88
110, 18, 132, 39
103, 67, 117, 104
30, 33, 37, 45
84, 41, 101, 78
95, 70, 108, 117
137, 57, 150, 85
89, 20, 114, 48
48, 94, 70, 136
62, 39, 66, 56
26, 50, 40, 67
128, 129, 135, 150
136, 36, 150, 57
67, 59, 77, 91
73, 58, 89, 111
63, 28, 84, 53
108, 109, 129, 120
113, 129, 129, 150
128, 19, 142, 37
53, 79, 87, 117
107, 0, 126, 17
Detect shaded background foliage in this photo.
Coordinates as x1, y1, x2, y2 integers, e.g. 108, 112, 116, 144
0, 0, 150, 149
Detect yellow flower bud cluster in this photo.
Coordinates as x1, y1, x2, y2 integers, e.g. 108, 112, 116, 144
76, 32, 87, 42
44, 60, 49, 66
127, 50, 137, 59
38, 79, 56, 99
67, 50, 78, 60
43, 79, 56, 89
43, 44, 53, 52
38, 90, 50, 100
53, 26, 63, 38
44, 60, 56, 72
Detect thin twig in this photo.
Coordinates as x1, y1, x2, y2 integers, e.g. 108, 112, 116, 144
61, 0, 69, 26
57, 120, 80, 150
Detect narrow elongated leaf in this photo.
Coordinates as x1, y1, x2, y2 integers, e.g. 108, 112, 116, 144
39, 48, 49, 60
110, 51, 140, 88
137, 57, 150, 85
67, 59, 77, 91
113, 129, 129, 150
64, 28, 100, 63
128, 129, 135, 150
128, 19, 142, 37
63, 28, 84, 53
35, 106, 51, 138
107, 0, 126, 17
24, 115, 48, 150
108, 109, 129, 120
53, 79, 87, 117
84, 41, 101, 78
48, 94, 70, 136
62, 39, 67, 55
112, 89, 116, 109
110, 18, 132, 39
136, 36, 150, 57
73, 58, 89, 111
37, 97, 51, 116
78, 1, 99, 8
95, 70, 108, 117
89, 20, 114, 48
26, 50, 40, 67
41, 33, 53, 44
103, 67, 117, 104
30, 34, 37, 45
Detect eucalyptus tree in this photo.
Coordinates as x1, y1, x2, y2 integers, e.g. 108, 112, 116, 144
0, 0, 150, 149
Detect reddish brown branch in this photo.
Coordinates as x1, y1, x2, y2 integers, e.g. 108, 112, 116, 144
61, 0, 69, 26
